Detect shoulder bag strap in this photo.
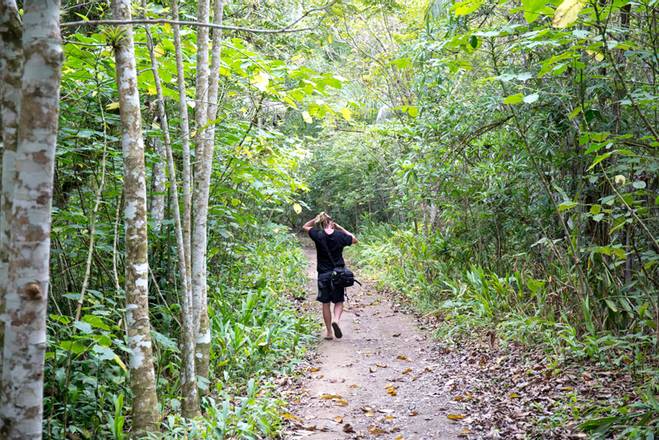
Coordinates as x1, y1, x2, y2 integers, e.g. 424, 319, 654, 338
319, 230, 338, 269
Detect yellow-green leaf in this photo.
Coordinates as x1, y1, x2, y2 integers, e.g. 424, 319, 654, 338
293, 203, 302, 214
503, 94, 524, 105
454, 0, 484, 16
251, 71, 270, 92
339, 107, 352, 121
302, 111, 313, 124
105, 102, 120, 110
552, 0, 587, 28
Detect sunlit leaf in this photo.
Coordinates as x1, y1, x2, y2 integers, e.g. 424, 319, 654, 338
503, 94, 524, 105
552, 0, 587, 28
454, 0, 484, 16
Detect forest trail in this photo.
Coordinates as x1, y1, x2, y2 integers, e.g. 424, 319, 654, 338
284, 245, 460, 439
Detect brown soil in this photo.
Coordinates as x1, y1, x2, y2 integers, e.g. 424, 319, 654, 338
283, 247, 461, 439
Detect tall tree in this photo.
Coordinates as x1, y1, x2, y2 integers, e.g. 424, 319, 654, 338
171, 0, 193, 290
193, 0, 225, 380
111, 0, 159, 433
0, 0, 62, 437
191, 0, 211, 337
143, 7, 200, 417
0, 0, 22, 381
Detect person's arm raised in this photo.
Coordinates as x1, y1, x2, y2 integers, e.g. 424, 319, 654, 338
302, 216, 316, 233
334, 222, 358, 244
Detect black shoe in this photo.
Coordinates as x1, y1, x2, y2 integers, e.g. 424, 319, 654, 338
332, 322, 342, 339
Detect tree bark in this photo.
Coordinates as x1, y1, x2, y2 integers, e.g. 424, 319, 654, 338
190, 0, 213, 382
148, 116, 166, 234
193, 0, 224, 381
172, 0, 193, 293
143, 12, 200, 418
0, 0, 61, 437
0, 0, 23, 384
111, 0, 160, 433
191, 0, 210, 330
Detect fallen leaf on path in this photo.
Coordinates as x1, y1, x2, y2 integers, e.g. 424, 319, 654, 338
320, 393, 348, 406
409, 410, 418, 416
334, 416, 343, 423
458, 428, 472, 438
309, 367, 320, 372
385, 384, 398, 396
342, 423, 355, 433
394, 436, 405, 440
397, 354, 410, 361
361, 406, 375, 417
349, 383, 359, 389
447, 413, 466, 421
384, 415, 395, 422
368, 425, 387, 435
453, 392, 473, 402
281, 412, 302, 422
402, 367, 413, 374
376, 362, 388, 368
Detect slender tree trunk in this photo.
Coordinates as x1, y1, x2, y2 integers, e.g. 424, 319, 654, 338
194, 0, 224, 381
190, 0, 211, 377
148, 116, 166, 234
172, 0, 193, 291
0, 0, 22, 382
143, 13, 200, 418
0, 0, 62, 437
111, 0, 160, 433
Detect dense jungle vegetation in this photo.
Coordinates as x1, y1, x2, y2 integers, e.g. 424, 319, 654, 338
0, 0, 656, 438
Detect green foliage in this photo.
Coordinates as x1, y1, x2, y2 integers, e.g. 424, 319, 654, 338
46, 225, 313, 439
347, 224, 658, 436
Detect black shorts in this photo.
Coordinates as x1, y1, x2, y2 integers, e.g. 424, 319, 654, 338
317, 272, 345, 303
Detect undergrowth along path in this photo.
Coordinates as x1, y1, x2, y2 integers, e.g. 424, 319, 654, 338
284, 246, 460, 439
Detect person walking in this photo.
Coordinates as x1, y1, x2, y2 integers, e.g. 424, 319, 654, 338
303, 212, 358, 340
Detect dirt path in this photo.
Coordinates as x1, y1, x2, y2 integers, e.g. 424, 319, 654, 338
284, 246, 461, 440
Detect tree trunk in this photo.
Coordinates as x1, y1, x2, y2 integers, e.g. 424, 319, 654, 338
111, 0, 160, 433
190, 0, 213, 382
172, 0, 193, 294
148, 116, 166, 234
0, 0, 22, 383
0, 0, 62, 437
193, 0, 224, 381
143, 13, 200, 418
191, 0, 211, 332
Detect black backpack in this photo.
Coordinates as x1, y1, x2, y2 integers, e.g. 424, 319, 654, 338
319, 231, 362, 289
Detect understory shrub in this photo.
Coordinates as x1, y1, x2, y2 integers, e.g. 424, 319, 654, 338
347, 222, 658, 437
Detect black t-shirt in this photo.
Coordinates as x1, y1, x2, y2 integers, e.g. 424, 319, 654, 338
309, 229, 353, 273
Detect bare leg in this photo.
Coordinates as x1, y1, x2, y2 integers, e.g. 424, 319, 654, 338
322, 303, 333, 338
333, 301, 344, 323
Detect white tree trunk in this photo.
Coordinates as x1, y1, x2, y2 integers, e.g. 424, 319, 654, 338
193, 0, 224, 380
0, 0, 22, 382
144, 15, 200, 418
0, 0, 62, 437
111, 0, 160, 433
171, 0, 193, 291
191, 0, 211, 333
148, 118, 166, 234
